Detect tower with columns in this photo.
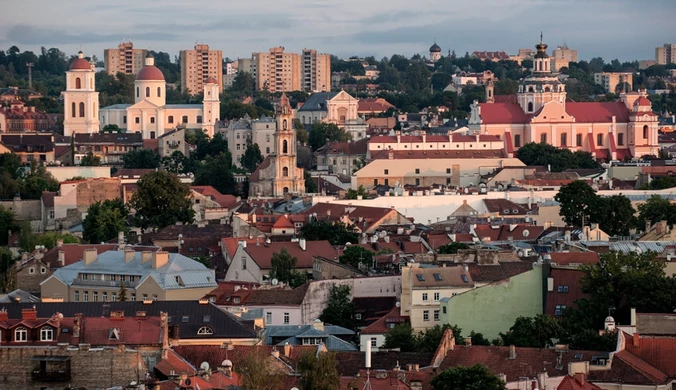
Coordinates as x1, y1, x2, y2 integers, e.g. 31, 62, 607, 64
63, 52, 100, 136
202, 77, 220, 138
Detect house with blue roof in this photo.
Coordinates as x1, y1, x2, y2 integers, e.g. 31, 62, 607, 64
263, 319, 357, 351
40, 249, 217, 302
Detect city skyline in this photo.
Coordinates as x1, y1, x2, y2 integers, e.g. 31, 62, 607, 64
2, 0, 676, 62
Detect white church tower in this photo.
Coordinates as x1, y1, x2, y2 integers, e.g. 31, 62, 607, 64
202, 77, 220, 138
63, 52, 100, 136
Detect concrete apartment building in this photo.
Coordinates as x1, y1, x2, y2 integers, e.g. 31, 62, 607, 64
219, 115, 276, 167
594, 72, 634, 93
302, 49, 331, 92
551, 44, 578, 71
180, 44, 223, 95
103, 42, 147, 76
253, 47, 302, 93
655, 43, 676, 65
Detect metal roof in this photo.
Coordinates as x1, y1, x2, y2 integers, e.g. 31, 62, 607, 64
297, 92, 338, 112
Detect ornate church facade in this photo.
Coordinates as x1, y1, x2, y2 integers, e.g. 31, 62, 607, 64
469, 37, 659, 160
249, 93, 305, 197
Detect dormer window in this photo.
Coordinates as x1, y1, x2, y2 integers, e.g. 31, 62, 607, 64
40, 327, 53, 341
197, 326, 213, 335
15, 327, 28, 342
109, 328, 120, 340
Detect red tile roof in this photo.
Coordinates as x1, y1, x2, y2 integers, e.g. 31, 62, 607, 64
635, 96, 651, 107
244, 284, 310, 306
557, 374, 602, 390
472, 51, 510, 60
70, 57, 92, 70
624, 333, 676, 377
483, 199, 532, 215
478, 103, 530, 124
191, 186, 239, 208
82, 315, 162, 346
545, 267, 588, 317
272, 215, 295, 229
467, 262, 533, 283
371, 150, 506, 159
154, 349, 196, 376
303, 203, 398, 233
566, 102, 630, 123
547, 252, 599, 266
244, 240, 337, 269
358, 98, 395, 113
473, 224, 543, 242
174, 344, 315, 372
40, 244, 118, 268
341, 372, 412, 390
41, 191, 56, 208
317, 139, 368, 155
361, 307, 408, 334
221, 237, 259, 259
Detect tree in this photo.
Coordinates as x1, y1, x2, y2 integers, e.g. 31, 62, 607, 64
238, 347, 285, 390
117, 281, 128, 301
241, 144, 264, 173
308, 122, 351, 151
0, 152, 23, 199
193, 153, 237, 195
82, 199, 127, 244
270, 248, 297, 285
21, 161, 59, 200
416, 325, 461, 352
230, 71, 256, 97
339, 245, 374, 268
499, 315, 563, 348
298, 352, 340, 390
123, 149, 160, 169
304, 170, 317, 193
516, 142, 599, 172
383, 323, 417, 352
345, 185, 367, 200
161, 150, 188, 174
437, 242, 469, 254
300, 220, 359, 245
594, 195, 635, 236
0, 248, 15, 291
468, 331, 491, 346
637, 194, 676, 227
319, 285, 356, 330
431, 364, 506, 390
101, 124, 121, 133
295, 120, 309, 145
554, 181, 598, 227
650, 176, 676, 190
129, 171, 194, 230
80, 152, 101, 166
0, 205, 19, 245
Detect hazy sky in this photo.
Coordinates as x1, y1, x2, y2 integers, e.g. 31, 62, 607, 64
2, 0, 675, 62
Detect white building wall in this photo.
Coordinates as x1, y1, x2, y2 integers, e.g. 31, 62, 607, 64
359, 334, 386, 352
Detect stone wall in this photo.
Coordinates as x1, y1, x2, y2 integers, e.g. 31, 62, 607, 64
74, 178, 121, 213
0, 198, 42, 222
0, 344, 160, 390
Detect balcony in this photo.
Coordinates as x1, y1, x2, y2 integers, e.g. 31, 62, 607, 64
71, 278, 140, 288
31, 356, 71, 382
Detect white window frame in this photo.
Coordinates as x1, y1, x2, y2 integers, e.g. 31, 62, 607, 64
423, 310, 429, 321
197, 326, 213, 335
40, 326, 53, 341
15, 327, 28, 342
266, 312, 272, 324
434, 310, 440, 321
434, 292, 440, 302
283, 312, 290, 324
370, 338, 377, 347
422, 293, 428, 302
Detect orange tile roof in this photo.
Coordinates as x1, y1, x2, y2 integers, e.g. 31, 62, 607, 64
361, 307, 407, 335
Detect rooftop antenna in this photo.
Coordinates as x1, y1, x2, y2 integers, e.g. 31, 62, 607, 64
363, 343, 372, 390
540, 31, 543, 43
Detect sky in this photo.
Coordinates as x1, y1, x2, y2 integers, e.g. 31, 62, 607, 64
2, 0, 676, 62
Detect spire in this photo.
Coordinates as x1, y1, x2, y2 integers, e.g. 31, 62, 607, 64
540, 31, 543, 44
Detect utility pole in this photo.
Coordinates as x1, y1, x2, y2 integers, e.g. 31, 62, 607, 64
26, 63, 34, 90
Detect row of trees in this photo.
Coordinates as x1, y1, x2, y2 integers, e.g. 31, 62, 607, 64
515, 142, 600, 172
0, 154, 59, 200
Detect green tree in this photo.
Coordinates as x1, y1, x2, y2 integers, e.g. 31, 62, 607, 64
0, 205, 19, 245
554, 181, 598, 227
82, 199, 127, 244
416, 324, 462, 352
304, 170, 317, 193
0, 247, 15, 291
468, 331, 491, 346
123, 149, 160, 169
161, 151, 188, 174
308, 122, 351, 151
300, 220, 359, 245
117, 281, 128, 301
193, 153, 237, 195
241, 144, 264, 173
238, 347, 285, 390
437, 242, 469, 254
129, 171, 194, 230
383, 323, 417, 352
339, 245, 374, 268
594, 195, 635, 236
298, 352, 340, 390
270, 248, 297, 284
650, 176, 676, 190
431, 364, 506, 390
21, 161, 59, 200
295, 121, 309, 145
637, 194, 676, 227
80, 152, 101, 166
319, 285, 356, 330
345, 185, 367, 200
499, 315, 563, 348
230, 71, 256, 97
516, 142, 599, 172
101, 124, 121, 133
0, 152, 23, 199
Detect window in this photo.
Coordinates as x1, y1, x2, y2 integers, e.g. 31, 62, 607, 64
557, 285, 569, 293
514, 134, 521, 148
15, 327, 28, 342
446, 168, 451, 174
371, 338, 377, 347
540, 133, 547, 144
434, 292, 440, 301
123, 115, 127, 124
150, 117, 155, 124
196, 115, 202, 123
461, 275, 469, 283
442, 306, 447, 314
40, 327, 53, 341
168, 116, 174, 124
197, 326, 213, 335
434, 310, 440, 321
355, 313, 362, 320
29, 267, 35, 274
93, 291, 98, 302
422, 293, 428, 301
415, 168, 420, 174
597, 133, 604, 147
182, 116, 188, 123
282, 167, 289, 177
75, 77, 81, 89
283, 140, 288, 153
74, 291, 79, 302
146, 87, 150, 97
157, 87, 161, 97
560, 133, 567, 147
40, 266, 46, 274
242, 256, 247, 270
423, 310, 430, 321
136, 87, 139, 98
79, 102, 85, 117
83, 291, 89, 302
266, 312, 272, 324
152, 294, 158, 300
135, 117, 140, 124
416, 274, 425, 282
433, 273, 442, 281
384, 179, 389, 186
554, 304, 567, 316
283, 312, 290, 324
643, 125, 649, 139
71, 102, 76, 117
618, 133, 624, 146
131, 293, 136, 301
415, 178, 420, 186
527, 102, 534, 112
143, 294, 148, 300
181, 316, 189, 323
384, 169, 389, 175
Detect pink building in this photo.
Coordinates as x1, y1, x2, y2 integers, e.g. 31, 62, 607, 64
469, 37, 660, 160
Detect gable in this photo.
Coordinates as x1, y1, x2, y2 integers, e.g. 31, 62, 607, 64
127, 100, 162, 111
531, 101, 574, 123
330, 90, 357, 103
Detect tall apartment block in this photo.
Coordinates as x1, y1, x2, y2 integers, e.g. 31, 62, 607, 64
253, 47, 302, 93
302, 49, 331, 92
655, 44, 676, 65
550, 45, 578, 71
103, 42, 147, 75
180, 44, 223, 95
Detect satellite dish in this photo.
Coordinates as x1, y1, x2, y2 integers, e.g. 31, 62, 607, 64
200, 362, 210, 371
222, 359, 233, 367
271, 278, 279, 286
395, 301, 401, 308
185, 378, 192, 386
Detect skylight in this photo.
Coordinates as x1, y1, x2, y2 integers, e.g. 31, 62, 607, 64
461, 275, 469, 283
433, 273, 442, 281
416, 274, 425, 282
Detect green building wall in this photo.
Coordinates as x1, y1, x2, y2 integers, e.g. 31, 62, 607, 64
439, 265, 543, 340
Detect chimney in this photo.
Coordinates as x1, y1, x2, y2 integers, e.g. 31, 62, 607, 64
57, 239, 64, 247
365, 342, 372, 369
0, 309, 7, 322
73, 313, 82, 337
22, 307, 38, 321
118, 231, 125, 246
564, 230, 571, 242
83, 248, 98, 265
238, 240, 247, 249
124, 249, 135, 263
299, 238, 307, 251
152, 251, 169, 269
630, 307, 637, 327
312, 320, 324, 332
574, 373, 586, 386
142, 251, 153, 263
464, 337, 472, 346
271, 349, 280, 358
508, 345, 517, 359
283, 343, 291, 357
58, 250, 65, 266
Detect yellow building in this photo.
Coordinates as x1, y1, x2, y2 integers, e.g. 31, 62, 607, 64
103, 42, 147, 76
302, 49, 331, 92
253, 47, 302, 93
594, 72, 634, 93
180, 43, 223, 95
550, 44, 578, 71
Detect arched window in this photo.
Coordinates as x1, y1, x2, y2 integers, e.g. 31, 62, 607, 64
136, 87, 139, 98
282, 167, 289, 177
157, 87, 161, 97
145, 87, 150, 98
527, 102, 533, 112
283, 187, 289, 194
283, 119, 288, 130
79, 102, 85, 117
75, 77, 81, 89
545, 86, 551, 92
40, 326, 53, 341
197, 326, 213, 335
528, 87, 534, 93
488, 89, 492, 97
182, 116, 188, 123
71, 102, 76, 117
15, 327, 27, 342
643, 125, 648, 139
283, 140, 288, 154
